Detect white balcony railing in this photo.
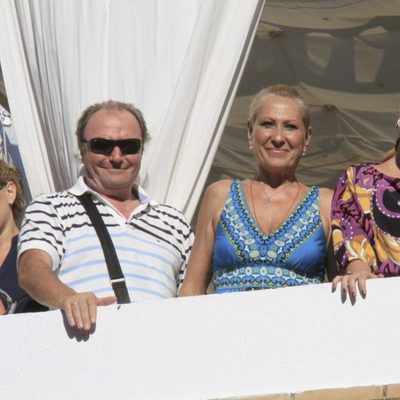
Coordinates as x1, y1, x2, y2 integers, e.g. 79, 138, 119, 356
2, 277, 400, 399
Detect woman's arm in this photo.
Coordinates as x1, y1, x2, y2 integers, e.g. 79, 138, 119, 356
331, 166, 377, 272
330, 165, 383, 300
178, 180, 231, 296
318, 187, 338, 281
325, 235, 338, 282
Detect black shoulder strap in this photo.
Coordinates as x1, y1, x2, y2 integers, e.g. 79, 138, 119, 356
76, 193, 131, 304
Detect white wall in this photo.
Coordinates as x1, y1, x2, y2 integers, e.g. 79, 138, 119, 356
2, 277, 400, 400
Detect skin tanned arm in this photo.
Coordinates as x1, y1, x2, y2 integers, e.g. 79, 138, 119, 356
318, 187, 338, 281
19, 249, 115, 330
179, 180, 230, 296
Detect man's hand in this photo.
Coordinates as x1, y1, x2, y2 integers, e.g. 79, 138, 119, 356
19, 249, 117, 330
61, 292, 116, 330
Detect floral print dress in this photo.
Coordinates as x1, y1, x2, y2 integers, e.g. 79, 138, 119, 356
332, 163, 400, 275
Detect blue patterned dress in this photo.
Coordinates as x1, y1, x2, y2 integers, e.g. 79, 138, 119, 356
212, 180, 326, 293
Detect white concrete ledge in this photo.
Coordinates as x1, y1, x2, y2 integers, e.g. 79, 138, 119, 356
2, 277, 400, 400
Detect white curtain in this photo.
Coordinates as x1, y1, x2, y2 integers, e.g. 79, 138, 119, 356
0, 0, 263, 220
0, 1, 55, 194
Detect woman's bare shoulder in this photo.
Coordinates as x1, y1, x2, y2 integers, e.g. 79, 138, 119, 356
319, 187, 334, 202
205, 179, 234, 198
197, 180, 234, 227
318, 187, 334, 218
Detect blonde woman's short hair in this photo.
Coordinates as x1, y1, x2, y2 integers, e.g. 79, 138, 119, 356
249, 84, 310, 128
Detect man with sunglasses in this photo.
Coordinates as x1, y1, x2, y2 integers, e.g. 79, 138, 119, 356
18, 100, 194, 331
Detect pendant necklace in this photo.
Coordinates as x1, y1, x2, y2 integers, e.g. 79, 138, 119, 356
256, 180, 290, 204
250, 180, 301, 232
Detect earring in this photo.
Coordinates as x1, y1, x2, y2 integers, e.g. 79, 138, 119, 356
302, 149, 306, 156
249, 144, 253, 150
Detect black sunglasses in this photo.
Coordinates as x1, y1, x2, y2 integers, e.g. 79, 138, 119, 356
81, 138, 142, 156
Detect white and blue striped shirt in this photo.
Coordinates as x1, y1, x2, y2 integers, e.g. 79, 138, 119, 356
18, 177, 194, 302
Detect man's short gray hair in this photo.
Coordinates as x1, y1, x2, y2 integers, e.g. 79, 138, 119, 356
76, 100, 149, 152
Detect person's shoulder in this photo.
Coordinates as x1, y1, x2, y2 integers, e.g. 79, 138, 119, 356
152, 204, 193, 237
24, 190, 83, 227
205, 179, 234, 198
154, 202, 185, 216
27, 189, 74, 207
332, 162, 376, 186
153, 203, 191, 225
317, 187, 334, 210
315, 187, 334, 219
349, 162, 381, 181
318, 186, 334, 200
345, 162, 375, 174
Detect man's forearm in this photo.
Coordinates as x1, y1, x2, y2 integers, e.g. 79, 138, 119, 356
18, 249, 76, 309
19, 249, 117, 331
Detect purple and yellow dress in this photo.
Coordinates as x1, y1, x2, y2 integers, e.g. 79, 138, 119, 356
332, 163, 400, 275
212, 180, 326, 293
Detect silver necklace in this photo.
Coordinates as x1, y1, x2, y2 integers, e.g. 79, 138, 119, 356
256, 180, 291, 204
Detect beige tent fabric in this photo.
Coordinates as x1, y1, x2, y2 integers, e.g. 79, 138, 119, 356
1, 0, 400, 218
206, 0, 400, 195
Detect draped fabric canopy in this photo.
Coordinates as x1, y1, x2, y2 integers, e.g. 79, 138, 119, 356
0, 0, 263, 220
2, 0, 400, 222
207, 0, 400, 193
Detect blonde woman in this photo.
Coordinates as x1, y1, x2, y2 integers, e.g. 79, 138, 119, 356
180, 85, 335, 296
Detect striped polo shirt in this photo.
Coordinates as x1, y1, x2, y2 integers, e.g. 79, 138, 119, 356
18, 177, 194, 302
